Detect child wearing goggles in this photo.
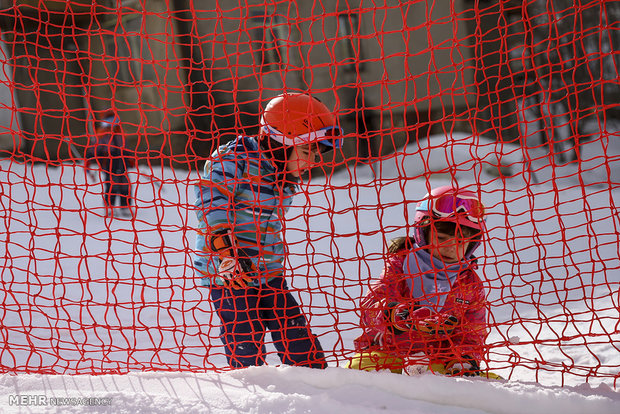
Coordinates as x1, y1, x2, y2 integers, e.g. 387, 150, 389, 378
347, 185, 498, 379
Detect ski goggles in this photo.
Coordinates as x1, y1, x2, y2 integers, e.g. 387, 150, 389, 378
417, 193, 486, 223
260, 118, 343, 151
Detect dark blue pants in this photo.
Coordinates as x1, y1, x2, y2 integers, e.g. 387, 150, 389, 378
210, 277, 326, 368
103, 171, 131, 208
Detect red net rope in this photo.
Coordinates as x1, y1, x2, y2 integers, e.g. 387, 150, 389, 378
0, 1, 618, 387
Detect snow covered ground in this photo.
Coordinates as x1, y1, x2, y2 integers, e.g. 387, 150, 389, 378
2, 367, 619, 414
0, 132, 619, 413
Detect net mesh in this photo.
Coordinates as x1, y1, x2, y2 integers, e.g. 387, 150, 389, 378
0, 0, 618, 386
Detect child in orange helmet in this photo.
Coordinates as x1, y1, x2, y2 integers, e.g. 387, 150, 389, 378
194, 93, 343, 368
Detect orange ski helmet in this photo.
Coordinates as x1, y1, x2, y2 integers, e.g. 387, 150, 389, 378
260, 93, 342, 150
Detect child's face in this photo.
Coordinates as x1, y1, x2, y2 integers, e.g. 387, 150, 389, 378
427, 226, 471, 263
286, 143, 319, 178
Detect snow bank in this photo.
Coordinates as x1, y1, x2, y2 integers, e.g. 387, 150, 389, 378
1, 367, 619, 414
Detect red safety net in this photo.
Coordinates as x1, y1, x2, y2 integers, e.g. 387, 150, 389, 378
0, 1, 618, 387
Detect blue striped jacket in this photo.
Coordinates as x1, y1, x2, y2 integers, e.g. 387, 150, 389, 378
193, 136, 297, 287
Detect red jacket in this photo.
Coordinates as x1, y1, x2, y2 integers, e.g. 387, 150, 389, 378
354, 251, 488, 364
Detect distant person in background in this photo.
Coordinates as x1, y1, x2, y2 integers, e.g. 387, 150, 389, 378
347, 186, 500, 379
87, 108, 135, 219
193, 92, 343, 369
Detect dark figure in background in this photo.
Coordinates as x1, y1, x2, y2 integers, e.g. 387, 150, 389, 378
87, 109, 135, 219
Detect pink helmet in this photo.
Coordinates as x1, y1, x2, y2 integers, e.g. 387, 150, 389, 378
413, 185, 486, 255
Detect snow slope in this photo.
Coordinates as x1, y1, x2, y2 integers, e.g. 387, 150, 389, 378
1, 367, 619, 414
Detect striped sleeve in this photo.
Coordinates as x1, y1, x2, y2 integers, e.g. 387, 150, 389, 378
193, 151, 246, 283
194, 153, 245, 229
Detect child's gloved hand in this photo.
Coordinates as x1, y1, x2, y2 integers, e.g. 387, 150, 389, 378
383, 302, 413, 334
384, 303, 459, 336
209, 228, 256, 289
431, 356, 480, 376
217, 257, 255, 289
412, 314, 459, 336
